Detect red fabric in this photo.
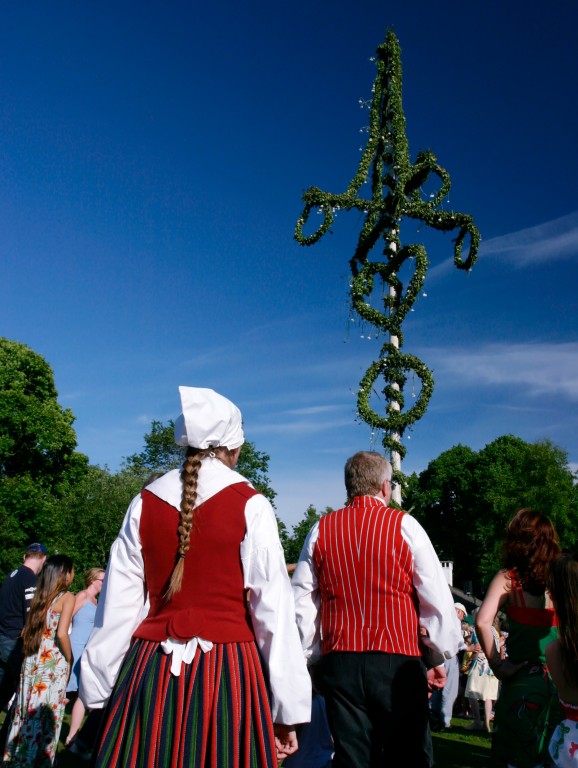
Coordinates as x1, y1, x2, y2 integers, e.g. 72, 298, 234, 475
507, 569, 558, 628
561, 701, 578, 721
314, 497, 420, 656
93, 639, 277, 768
506, 604, 558, 628
134, 484, 258, 643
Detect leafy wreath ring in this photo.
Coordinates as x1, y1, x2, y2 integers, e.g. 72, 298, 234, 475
357, 350, 434, 461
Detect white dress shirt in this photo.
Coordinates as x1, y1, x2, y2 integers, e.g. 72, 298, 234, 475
292, 500, 462, 664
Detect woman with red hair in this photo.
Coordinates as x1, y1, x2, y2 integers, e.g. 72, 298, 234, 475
475, 508, 562, 768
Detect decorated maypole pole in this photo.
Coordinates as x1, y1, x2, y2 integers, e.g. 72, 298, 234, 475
295, 32, 480, 504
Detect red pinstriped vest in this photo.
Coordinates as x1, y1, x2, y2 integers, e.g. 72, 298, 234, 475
133, 483, 258, 643
314, 496, 420, 656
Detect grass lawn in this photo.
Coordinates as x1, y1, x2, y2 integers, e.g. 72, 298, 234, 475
1, 712, 493, 767
431, 718, 493, 767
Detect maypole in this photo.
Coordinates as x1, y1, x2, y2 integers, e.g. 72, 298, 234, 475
295, 31, 480, 503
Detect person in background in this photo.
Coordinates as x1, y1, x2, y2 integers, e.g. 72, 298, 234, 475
292, 451, 461, 768
464, 612, 501, 732
546, 553, 578, 767
3, 555, 75, 767
430, 602, 470, 732
475, 508, 561, 767
283, 665, 333, 768
455, 618, 475, 718
65, 567, 105, 747
0, 544, 47, 712
80, 386, 311, 768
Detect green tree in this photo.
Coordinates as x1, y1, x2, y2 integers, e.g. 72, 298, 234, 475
407, 444, 477, 583
56, 465, 143, 588
283, 505, 333, 564
471, 436, 577, 580
0, 338, 88, 577
406, 435, 578, 592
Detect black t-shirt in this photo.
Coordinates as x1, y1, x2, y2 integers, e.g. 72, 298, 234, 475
0, 565, 38, 640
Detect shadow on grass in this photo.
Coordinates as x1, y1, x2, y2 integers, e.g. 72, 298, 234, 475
432, 719, 493, 768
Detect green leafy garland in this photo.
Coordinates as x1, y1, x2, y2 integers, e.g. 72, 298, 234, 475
295, 31, 480, 470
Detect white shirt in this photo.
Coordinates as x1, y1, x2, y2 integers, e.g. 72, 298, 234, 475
292, 500, 462, 664
80, 457, 311, 726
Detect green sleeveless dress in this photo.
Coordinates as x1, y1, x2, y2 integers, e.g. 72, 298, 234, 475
492, 571, 561, 767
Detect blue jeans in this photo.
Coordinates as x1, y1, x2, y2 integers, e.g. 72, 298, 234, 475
0, 633, 22, 710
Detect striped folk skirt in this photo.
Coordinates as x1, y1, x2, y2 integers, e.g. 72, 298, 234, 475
92, 639, 277, 768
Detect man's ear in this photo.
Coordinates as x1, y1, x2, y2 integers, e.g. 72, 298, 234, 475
381, 477, 392, 502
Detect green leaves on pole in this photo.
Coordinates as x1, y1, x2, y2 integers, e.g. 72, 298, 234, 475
295, 31, 480, 464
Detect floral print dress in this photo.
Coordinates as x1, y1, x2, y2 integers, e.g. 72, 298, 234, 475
3, 595, 69, 766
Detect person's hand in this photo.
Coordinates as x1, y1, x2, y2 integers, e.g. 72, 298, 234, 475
427, 664, 447, 693
468, 642, 482, 653
274, 724, 298, 760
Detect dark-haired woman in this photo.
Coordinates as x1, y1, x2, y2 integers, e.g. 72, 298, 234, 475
546, 553, 578, 766
81, 387, 311, 768
3, 555, 74, 766
475, 508, 561, 768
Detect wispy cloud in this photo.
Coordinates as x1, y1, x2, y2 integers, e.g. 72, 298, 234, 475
481, 211, 578, 266
430, 342, 578, 400
250, 417, 353, 436
283, 405, 343, 416
428, 210, 578, 280
135, 414, 154, 425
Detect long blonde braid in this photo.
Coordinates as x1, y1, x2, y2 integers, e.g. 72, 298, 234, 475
165, 445, 239, 601
164, 447, 208, 601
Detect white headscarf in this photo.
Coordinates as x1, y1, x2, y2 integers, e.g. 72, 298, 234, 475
173, 387, 244, 450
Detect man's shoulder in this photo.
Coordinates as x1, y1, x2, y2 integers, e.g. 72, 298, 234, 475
11, 566, 37, 588
325, 498, 407, 516
318, 500, 406, 534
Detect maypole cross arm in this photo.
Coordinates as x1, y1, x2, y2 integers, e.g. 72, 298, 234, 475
295, 30, 480, 478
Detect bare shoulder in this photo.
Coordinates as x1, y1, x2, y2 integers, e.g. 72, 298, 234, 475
53, 591, 75, 613
73, 590, 89, 612
482, 570, 510, 604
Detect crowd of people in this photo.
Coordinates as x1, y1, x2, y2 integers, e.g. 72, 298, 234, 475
0, 386, 576, 768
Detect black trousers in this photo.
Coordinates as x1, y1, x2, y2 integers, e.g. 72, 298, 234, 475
320, 651, 433, 768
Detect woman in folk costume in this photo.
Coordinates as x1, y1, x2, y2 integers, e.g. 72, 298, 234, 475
80, 387, 311, 768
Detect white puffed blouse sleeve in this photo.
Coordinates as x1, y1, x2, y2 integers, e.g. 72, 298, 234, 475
240, 494, 311, 726
291, 522, 322, 663
79, 493, 147, 709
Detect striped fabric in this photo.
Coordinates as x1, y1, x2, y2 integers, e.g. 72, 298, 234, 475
314, 496, 420, 656
93, 639, 277, 768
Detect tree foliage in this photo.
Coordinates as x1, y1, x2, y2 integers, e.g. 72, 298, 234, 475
0, 338, 88, 577
406, 435, 578, 592
283, 505, 333, 564
56, 466, 143, 586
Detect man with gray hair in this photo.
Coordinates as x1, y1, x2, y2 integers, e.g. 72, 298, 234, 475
292, 451, 461, 767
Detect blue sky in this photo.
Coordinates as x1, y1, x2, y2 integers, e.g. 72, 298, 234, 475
1, 1, 577, 526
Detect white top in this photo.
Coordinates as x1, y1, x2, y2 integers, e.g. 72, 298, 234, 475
291, 499, 462, 664
80, 457, 311, 726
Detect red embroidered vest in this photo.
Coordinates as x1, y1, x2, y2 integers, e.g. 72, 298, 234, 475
314, 497, 420, 656
133, 483, 258, 643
